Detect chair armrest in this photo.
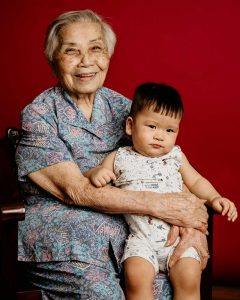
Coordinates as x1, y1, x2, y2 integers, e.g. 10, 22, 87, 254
0, 202, 25, 222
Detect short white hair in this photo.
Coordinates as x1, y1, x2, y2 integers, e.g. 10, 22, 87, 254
44, 10, 116, 70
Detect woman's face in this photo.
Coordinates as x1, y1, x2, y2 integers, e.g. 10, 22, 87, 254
55, 22, 110, 101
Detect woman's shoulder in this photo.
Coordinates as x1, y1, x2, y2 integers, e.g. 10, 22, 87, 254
27, 86, 61, 104
99, 87, 131, 105
22, 86, 63, 114
98, 87, 132, 120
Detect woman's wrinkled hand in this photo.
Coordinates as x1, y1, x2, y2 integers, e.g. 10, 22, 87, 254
152, 192, 209, 233
166, 226, 209, 270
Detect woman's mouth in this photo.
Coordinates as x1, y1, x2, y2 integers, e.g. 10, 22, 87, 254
75, 72, 96, 80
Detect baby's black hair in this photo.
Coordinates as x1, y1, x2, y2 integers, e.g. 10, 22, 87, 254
130, 83, 184, 118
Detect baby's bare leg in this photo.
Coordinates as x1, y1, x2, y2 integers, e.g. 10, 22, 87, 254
124, 257, 155, 300
169, 258, 201, 300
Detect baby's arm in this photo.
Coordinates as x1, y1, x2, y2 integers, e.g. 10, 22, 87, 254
180, 153, 238, 222
84, 151, 117, 187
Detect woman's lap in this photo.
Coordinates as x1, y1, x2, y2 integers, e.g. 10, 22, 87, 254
23, 261, 172, 300
24, 260, 124, 300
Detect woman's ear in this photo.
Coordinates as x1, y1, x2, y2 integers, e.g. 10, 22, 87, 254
125, 117, 133, 136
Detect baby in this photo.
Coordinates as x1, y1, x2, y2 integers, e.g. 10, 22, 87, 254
85, 83, 238, 300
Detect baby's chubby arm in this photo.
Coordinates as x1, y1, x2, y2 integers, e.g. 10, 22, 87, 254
84, 151, 117, 187
180, 153, 238, 222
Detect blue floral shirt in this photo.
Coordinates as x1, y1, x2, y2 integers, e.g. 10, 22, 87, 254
16, 86, 131, 269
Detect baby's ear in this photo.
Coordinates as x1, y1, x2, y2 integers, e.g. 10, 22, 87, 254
125, 117, 133, 136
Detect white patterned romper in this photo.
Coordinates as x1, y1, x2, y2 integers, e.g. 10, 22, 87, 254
114, 146, 200, 274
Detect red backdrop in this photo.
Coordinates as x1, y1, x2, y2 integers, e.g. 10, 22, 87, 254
1, 0, 239, 285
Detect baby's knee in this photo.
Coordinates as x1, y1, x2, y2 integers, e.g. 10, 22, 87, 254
124, 257, 155, 290
170, 258, 201, 291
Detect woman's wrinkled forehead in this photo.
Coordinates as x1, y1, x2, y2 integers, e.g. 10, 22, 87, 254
58, 22, 106, 46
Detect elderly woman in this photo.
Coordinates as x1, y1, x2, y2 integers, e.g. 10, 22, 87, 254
16, 10, 208, 300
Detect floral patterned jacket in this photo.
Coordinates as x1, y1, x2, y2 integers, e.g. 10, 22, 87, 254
16, 86, 131, 270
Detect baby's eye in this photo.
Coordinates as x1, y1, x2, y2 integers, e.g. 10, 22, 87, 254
148, 125, 156, 129
166, 128, 174, 133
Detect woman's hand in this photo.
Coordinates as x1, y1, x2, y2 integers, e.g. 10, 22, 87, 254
166, 225, 209, 270
150, 192, 209, 233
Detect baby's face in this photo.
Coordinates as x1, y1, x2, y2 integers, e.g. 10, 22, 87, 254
126, 107, 181, 157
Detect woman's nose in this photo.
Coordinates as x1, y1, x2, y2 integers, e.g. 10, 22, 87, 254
78, 52, 93, 67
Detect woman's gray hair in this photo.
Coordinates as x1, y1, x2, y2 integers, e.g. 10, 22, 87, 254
45, 10, 116, 69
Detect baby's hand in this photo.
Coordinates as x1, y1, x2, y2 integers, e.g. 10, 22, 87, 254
90, 166, 116, 188
212, 197, 238, 222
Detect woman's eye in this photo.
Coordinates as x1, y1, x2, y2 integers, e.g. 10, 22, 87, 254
91, 46, 103, 52
65, 48, 79, 55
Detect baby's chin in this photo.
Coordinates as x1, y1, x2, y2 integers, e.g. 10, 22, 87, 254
132, 146, 167, 158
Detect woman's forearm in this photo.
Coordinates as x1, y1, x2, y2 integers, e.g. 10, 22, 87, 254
28, 161, 208, 232
28, 161, 147, 212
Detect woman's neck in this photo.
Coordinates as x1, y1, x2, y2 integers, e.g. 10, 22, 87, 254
72, 92, 96, 121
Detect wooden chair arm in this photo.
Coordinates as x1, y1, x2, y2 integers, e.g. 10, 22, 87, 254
0, 202, 25, 222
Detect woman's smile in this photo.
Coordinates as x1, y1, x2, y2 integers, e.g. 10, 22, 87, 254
75, 72, 97, 81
